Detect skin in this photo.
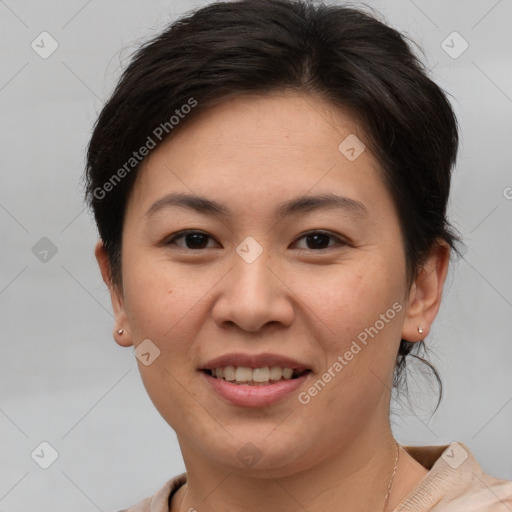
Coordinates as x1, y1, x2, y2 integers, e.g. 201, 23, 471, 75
95, 90, 450, 512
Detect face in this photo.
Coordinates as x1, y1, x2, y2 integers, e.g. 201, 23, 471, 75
97, 91, 445, 477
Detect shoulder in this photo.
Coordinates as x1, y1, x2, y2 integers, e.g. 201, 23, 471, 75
397, 442, 512, 511
458, 446, 512, 512
115, 473, 187, 512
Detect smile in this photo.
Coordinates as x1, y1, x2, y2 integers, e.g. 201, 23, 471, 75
203, 366, 310, 385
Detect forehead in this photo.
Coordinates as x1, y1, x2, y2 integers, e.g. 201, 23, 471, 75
126, 90, 387, 219
170, 90, 364, 152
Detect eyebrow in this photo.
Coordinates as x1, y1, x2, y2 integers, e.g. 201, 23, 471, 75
145, 192, 368, 221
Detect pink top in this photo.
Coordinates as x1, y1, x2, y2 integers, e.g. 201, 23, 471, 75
118, 442, 512, 511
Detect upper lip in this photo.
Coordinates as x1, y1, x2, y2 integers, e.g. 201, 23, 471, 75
199, 353, 311, 371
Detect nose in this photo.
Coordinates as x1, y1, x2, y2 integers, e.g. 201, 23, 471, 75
211, 248, 295, 333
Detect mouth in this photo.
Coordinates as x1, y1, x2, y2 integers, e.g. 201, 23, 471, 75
201, 366, 311, 386
198, 353, 313, 406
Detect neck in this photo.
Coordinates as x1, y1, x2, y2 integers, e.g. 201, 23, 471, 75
173, 427, 405, 512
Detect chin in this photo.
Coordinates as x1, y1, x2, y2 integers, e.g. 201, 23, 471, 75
199, 433, 317, 477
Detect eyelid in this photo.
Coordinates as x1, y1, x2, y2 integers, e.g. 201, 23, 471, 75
165, 229, 220, 249
165, 229, 349, 251
291, 230, 348, 250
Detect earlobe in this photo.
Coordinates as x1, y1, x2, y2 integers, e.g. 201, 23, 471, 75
94, 240, 133, 347
401, 241, 450, 342
112, 326, 133, 347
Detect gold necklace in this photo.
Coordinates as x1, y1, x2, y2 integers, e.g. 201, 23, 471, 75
176, 482, 188, 512
177, 442, 401, 512
382, 442, 401, 512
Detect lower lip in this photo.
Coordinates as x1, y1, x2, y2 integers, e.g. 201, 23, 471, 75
201, 371, 310, 407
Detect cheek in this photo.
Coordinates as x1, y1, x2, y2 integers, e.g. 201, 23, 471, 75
121, 250, 201, 324
122, 259, 203, 410
292, 260, 402, 346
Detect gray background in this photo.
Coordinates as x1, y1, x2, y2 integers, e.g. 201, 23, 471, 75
1, 0, 511, 510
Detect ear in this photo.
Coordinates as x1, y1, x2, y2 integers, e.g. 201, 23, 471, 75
94, 240, 133, 347
401, 240, 451, 342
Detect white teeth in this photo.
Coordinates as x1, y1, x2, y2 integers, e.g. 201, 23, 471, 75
223, 366, 236, 381
253, 367, 270, 382
269, 366, 283, 380
209, 365, 301, 384
282, 368, 293, 379
235, 367, 252, 382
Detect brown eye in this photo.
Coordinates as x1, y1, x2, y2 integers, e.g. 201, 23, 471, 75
166, 231, 218, 249
293, 231, 346, 250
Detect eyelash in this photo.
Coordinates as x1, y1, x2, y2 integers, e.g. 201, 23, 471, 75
164, 230, 348, 251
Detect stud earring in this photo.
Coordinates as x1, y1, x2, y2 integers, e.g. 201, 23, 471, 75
417, 326, 423, 334
117, 329, 124, 335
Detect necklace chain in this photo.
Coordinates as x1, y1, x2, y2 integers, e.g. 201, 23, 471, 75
382, 442, 401, 512
177, 442, 401, 512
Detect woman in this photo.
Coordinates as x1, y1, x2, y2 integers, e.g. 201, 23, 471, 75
84, 0, 512, 510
